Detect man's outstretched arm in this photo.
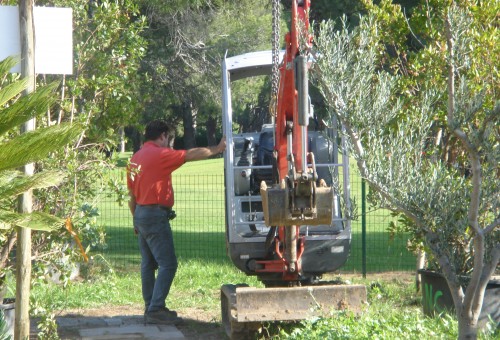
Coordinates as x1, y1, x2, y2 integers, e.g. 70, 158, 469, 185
185, 136, 226, 162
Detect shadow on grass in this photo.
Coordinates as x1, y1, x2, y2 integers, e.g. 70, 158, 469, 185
48, 313, 226, 340
96, 226, 229, 270
98, 223, 415, 274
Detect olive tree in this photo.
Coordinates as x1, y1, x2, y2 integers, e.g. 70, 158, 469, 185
312, 3, 498, 339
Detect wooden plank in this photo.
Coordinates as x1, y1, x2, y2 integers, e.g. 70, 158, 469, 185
15, 1, 35, 339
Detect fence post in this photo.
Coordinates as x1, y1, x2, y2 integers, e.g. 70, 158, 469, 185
361, 178, 366, 278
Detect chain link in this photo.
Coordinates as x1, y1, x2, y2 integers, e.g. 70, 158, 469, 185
270, 0, 281, 120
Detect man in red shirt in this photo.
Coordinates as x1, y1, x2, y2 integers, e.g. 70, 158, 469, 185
127, 120, 226, 325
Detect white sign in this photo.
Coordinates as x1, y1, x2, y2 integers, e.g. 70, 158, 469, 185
0, 6, 73, 74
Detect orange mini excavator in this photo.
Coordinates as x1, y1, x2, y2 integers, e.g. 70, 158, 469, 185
220, 1, 366, 338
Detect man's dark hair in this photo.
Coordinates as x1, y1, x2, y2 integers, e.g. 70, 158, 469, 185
144, 120, 175, 142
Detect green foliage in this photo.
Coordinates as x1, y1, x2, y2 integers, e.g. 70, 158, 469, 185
313, 1, 498, 337
78, 203, 106, 249
274, 311, 457, 339
31, 145, 112, 283
30, 297, 59, 340
0, 57, 81, 231
310, 0, 368, 28
0, 124, 81, 172
0, 81, 58, 136
37, 0, 148, 145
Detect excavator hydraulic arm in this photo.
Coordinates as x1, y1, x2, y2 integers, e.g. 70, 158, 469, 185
258, 0, 335, 280
261, 0, 333, 227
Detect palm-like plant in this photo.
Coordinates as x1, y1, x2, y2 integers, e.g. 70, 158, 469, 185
0, 56, 82, 300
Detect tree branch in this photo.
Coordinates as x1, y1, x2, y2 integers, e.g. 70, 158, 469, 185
0, 230, 17, 270
342, 118, 425, 229
445, 16, 482, 235
484, 217, 500, 234
469, 244, 500, 325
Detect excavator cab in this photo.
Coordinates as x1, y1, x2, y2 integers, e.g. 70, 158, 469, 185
222, 51, 352, 286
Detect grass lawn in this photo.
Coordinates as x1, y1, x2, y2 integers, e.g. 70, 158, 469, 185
25, 154, 498, 339
28, 266, 498, 339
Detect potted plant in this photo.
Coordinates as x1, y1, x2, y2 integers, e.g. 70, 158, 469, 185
418, 267, 499, 328
390, 213, 499, 328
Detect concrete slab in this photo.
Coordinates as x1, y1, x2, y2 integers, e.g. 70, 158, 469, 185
51, 315, 186, 340
57, 316, 108, 328
79, 324, 185, 340
81, 334, 144, 340
103, 317, 127, 327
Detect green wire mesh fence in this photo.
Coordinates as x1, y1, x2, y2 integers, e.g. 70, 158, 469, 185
96, 172, 416, 274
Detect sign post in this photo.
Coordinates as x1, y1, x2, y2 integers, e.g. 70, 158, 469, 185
0, 5, 73, 74
15, 2, 35, 338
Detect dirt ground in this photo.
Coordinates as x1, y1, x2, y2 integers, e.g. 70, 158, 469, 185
55, 304, 225, 339
52, 272, 415, 339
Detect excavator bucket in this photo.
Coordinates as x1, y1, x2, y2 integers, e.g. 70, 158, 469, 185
260, 180, 334, 226
221, 284, 367, 339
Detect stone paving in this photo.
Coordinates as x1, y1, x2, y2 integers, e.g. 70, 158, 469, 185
45, 315, 185, 340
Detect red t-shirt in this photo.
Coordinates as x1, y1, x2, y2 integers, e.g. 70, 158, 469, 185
127, 141, 186, 207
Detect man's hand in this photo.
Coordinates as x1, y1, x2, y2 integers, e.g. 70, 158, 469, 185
216, 136, 226, 154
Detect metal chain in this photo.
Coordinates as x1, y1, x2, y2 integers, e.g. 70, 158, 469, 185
270, 0, 281, 119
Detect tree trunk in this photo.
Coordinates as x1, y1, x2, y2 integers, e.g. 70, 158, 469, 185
182, 101, 197, 149
457, 310, 479, 340
119, 127, 126, 153
206, 115, 217, 146
415, 250, 426, 292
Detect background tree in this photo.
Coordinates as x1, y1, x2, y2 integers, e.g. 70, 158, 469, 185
49, 0, 147, 148
137, 0, 274, 148
313, 1, 498, 338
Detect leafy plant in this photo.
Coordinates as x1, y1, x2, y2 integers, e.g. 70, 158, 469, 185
0, 56, 82, 301
312, 1, 499, 339
30, 296, 59, 340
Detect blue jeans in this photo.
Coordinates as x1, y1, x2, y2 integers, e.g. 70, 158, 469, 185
133, 205, 178, 313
